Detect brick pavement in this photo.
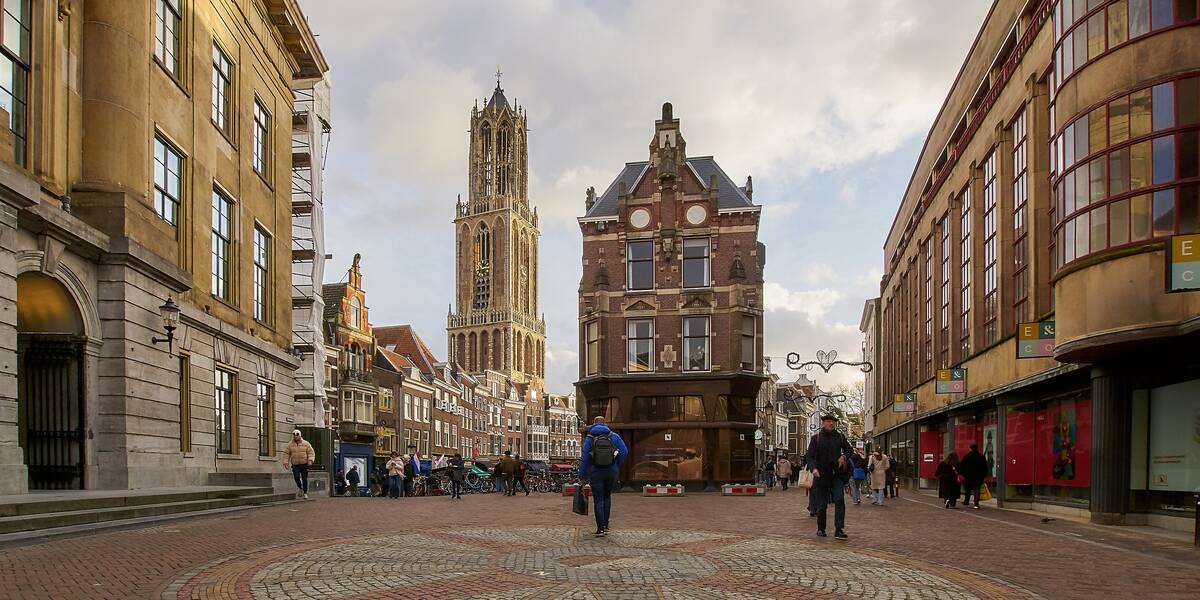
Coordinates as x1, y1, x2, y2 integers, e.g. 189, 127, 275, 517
0, 488, 1195, 599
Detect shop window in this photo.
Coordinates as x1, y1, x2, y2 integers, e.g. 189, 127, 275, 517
1003, 396, 1092, 504
630, 429, 705, 481
1146, 379, 1200, 494
726, 396, 755, 422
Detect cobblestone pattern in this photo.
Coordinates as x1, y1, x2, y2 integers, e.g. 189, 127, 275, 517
0, 492, 1197, 599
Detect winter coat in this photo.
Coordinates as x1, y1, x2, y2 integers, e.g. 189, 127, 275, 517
868, 455, 890, 490
578, 423, 629, 479
449, 458, 465, 482
775, 458, 793, 479
282, 439, 315, 467
805, 429, 854, 479
386, 458, 405, 478
958, 450, 989, 487
347, 467, 361, 486
935, 462, 960, 500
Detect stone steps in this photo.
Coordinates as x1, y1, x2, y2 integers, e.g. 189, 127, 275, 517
0, 489, 297, 535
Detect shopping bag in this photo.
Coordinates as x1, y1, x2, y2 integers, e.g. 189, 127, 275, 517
980, 483, 993, 501
799, 470, 814, 489
572, 483, 589, 515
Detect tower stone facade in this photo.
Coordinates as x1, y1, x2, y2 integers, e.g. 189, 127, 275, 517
448, 78, 546, 394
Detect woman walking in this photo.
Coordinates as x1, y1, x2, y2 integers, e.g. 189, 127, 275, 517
867, 451, 890, 505
885, 456, 898, 498
385, 451, 404, 499
935, 452, 961, 508
775, 456, 793, 491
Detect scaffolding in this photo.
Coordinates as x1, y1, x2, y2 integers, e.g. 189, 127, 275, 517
291, 77, 332, 427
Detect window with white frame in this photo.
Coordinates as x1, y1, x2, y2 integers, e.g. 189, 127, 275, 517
155, 0, 181, 76
252, 98, 270, 176
153, 136, 183, 226
211, 189, 233, 300
214, 368, 235, 454
626, 319, 653, 372
683, 316, 709, 371
682, 237, 710, 288
211, 44, 233, 134
252, 226, 269, 322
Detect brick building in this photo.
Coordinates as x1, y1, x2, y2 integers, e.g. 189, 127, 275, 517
575, 103, 767, 489
322, 256, 379, 477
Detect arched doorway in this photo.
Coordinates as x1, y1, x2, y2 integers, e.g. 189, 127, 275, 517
17, 272, 86, 490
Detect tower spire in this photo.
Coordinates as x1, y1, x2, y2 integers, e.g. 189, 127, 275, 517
495, 65, 503, 91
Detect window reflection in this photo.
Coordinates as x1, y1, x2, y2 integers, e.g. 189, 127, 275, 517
630, 429, 705, 480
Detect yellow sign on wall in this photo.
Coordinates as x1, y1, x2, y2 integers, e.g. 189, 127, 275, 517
1167, 234, 1200, 293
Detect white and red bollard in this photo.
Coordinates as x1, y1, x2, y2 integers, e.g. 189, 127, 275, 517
722, 483, 767, 496
642, 484, 685, 497
562, 483, 592, 497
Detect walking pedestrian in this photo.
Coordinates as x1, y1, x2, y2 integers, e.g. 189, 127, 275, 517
281, 429, 315, 500
885, 455, 899, 498
578, 416, 628, 537
385, 452, 404, 499
515, 455, 530, 496
403, 454, 416, 497
958, 444, 988, 509
849, 451, 867, 505
448, 453, 465, 499
764, 456, 776, 489
806, 414, 854, 539
500, 450, 519, 496
936, 452, 962, 508
775, 456, 792, 491
333, 469, 347, 497
346, 465, 361, 496
868, 450, 890, 505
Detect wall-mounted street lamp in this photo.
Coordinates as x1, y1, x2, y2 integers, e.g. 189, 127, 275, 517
151, 297, 181, 354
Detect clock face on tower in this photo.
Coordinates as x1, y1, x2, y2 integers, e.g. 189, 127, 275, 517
629, 208, 651, 229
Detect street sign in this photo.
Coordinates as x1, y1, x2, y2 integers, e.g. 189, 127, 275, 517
935, 368, 967, 394
1017, 321, 1055, 358
1167, 233, 1200, 292
892, 393, 916, 412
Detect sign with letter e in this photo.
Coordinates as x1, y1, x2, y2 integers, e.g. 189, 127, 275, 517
1167, 234, 1200, 293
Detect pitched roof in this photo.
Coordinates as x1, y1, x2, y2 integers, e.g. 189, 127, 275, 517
321, 283, 346, 322
486, 84, 510, 111
376, 346, 414, 372
582, 157, 754, 219
374, 325, 441, 376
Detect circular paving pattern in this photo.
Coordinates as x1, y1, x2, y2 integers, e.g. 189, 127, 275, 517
162, 526, 1041, 599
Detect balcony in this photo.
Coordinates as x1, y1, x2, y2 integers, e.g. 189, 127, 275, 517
339, 421, 376, 438
448, 308, 546, 334
340, 368, 372, 385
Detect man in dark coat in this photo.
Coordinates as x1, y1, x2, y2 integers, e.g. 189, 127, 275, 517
806, 415, 854, 540
958, 443, 989, 508
346, 465, 361, 496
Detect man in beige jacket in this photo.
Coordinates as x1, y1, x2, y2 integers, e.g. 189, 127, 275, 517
282, 429, 316, 499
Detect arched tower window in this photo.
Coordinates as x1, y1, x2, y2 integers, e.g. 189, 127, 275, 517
350, 297, 361, 328
474, 224, 491, 309
481, 122, 493, 197
498, 123, 512, 195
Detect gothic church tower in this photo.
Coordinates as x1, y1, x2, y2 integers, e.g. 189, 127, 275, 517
448, 74, 546, 393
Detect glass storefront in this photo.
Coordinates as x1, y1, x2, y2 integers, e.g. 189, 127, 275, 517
1132, 377, 1200, 514
1004, 392, 1092, 504
952, 409, 998, 485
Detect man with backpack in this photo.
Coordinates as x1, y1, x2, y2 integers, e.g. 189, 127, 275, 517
578, 416, 628, 537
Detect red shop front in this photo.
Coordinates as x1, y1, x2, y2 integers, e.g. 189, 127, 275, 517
1003, 392, 1092, 506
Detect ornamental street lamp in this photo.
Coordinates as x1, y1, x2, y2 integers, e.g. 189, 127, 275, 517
151, 297, 181, 355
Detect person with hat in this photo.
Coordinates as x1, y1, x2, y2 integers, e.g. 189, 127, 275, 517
806, 414, 854, 539
282, 429, 316, 499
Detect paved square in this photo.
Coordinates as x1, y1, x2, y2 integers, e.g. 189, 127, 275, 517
0, 491, 1196, 599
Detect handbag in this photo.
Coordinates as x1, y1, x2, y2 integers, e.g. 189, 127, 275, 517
980, 483, 993, 501
799, 470, 814, 488
572, 483, 588, 516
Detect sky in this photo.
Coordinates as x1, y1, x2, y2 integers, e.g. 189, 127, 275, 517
296, 0, 993, 396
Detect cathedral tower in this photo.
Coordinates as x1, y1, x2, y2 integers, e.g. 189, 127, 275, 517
448, 74, 546, 393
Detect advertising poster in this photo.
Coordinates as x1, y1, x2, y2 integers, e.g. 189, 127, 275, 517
1148, 380, 1200, 491
1034, 398, 1091, 488
982, 424, 998, 479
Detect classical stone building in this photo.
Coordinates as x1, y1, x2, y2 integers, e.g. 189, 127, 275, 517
872, 0, 1199, 532
575, 103, 767, 489
0, 0, 326, 493
447, 78, 546, 398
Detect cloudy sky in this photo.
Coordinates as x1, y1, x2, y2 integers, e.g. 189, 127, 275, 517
296, 0, 992, 395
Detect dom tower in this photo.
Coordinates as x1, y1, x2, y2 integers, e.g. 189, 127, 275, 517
448, 76, 546, 393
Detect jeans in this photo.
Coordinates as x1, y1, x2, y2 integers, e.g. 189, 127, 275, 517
590, 469, 616, 531
813, 474, 847, 533
388, 475, 401, 498
963, 484, 981, 506
850, 480, 863, 503
496, 477, 506, 494
871, 488, 885, 504
291, 464, 309, 493
765, 472, 775, 488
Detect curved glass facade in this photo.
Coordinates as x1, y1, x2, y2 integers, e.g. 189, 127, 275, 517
1051, 73, 1200, 269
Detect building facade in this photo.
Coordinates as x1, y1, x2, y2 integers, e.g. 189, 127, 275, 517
546, 393, 580, 462
575, 103, 767, 489
873, 0, 1199, 532
447, 78, 546, 396
859, 298, 880, 445
1, 0, 325, 493
323, 255, 378, 477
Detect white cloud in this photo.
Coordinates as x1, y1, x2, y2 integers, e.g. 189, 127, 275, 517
296, 0, 991, 394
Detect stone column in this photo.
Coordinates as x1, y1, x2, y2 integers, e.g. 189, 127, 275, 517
0, 203, 26, 494
1090, 366, 1131, 524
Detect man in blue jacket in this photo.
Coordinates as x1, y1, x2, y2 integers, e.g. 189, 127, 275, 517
578, 416, 628, 537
